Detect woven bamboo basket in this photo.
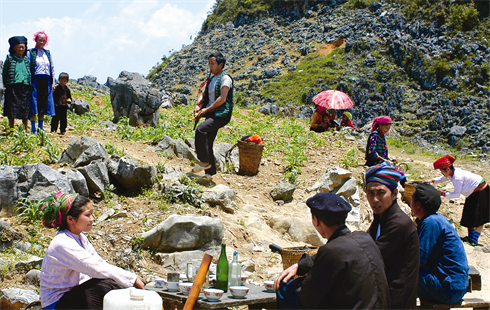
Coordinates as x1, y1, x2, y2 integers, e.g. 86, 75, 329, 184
404, 181, 422, 205
237, 140, 264, 176
280, 246, 319, 271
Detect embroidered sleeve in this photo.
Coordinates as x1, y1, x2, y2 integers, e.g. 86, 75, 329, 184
367, 133, 379, 158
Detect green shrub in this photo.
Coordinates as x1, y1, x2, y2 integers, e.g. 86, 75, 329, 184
450, 4, 480, 31
14, 198, 44, 224
345, 0, 375, 9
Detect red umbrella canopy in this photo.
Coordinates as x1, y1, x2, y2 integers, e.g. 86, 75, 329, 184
312, 90, 353, 110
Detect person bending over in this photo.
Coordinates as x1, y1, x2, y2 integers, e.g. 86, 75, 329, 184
40, 192, 144, 310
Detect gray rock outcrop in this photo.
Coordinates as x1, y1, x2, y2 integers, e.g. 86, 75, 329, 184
70, 99, 90, 115
141, 215, 223, 252
0, 164, 73, 214
77, 160, 110, 195
269, 215, 325, 246
110, 71, 161, 127
107, 155, 156, 191
58, 168, 90, 197
58, 135, 107, 166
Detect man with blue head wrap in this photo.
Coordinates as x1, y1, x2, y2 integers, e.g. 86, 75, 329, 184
365, 162, 420, 309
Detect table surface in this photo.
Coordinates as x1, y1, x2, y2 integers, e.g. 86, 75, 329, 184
146, 282, 276, 309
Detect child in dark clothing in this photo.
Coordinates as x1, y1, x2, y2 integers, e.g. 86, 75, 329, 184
51, 72, 71, 134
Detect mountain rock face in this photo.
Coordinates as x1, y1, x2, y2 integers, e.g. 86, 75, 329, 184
149, 1, 490, 153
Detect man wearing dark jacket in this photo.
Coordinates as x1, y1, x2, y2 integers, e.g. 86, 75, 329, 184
365, 162, 420, 309
274, 192, 390, 309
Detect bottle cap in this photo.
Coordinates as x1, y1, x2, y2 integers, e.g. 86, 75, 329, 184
234, 251, 237, 256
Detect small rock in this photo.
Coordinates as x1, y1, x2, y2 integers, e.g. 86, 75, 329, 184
270, 182, 296, 202
25, 270, 41, 286
14, 256, 43, 271
0, 288, 39, 310
241, 259, 256, 272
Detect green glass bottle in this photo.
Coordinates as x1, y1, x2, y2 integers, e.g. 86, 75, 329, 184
215, 244, 229, 292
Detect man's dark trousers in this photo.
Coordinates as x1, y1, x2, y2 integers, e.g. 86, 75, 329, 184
195, 116, 228, 175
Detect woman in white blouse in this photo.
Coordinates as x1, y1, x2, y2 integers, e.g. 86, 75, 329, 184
428, 155, 489, 246
40, 192, 144, 310
27, 31, 56, 133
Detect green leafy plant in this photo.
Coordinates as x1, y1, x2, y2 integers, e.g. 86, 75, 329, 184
105, 142, 125, 157
14, 198, 43, 224
340, 147, 359, 168
450, 4, 480, 32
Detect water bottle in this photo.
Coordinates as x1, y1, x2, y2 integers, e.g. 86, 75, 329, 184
229, 251, 241, 287
215, 243, 229, 292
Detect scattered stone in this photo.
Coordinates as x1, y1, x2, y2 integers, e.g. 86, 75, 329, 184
174, 139, 198, 161
307, 166, 352, 193
241, 259, 256, 272
70, 98, 90, 115
203, 184, 237, 213
107, 155, 156, 191
269, 215, 293, 234
14, 256, 43, 271
243, 214, 263, 230
212, 143, 239, 173
113, 211, 129, 218
25, 270, 41, 286
0, 288, 39, 310
154, 249, 219, 271
270, 182, 296, 202
96, 208, 115, 224
141, 215, 224, 252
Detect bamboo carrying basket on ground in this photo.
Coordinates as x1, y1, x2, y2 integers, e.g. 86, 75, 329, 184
280, 247, 319, 271
237, 139, 265, 175
404, 181, 422, 205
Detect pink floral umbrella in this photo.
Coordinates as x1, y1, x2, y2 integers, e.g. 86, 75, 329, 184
312, 90, 353, 110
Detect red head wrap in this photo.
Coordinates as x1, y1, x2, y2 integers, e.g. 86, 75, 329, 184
433, 155, 456, 170
371, 116, 392, 132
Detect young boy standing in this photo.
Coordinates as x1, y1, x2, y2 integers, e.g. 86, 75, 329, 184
51, 72, 71, 134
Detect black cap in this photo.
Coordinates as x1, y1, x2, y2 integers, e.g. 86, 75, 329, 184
8, 36, 27, 45
306, 193, 352, 216
414, 183, 441, 213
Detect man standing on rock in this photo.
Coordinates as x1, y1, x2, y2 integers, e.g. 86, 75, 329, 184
274, 192, 390, 309
365, 161, 420, 309
192, 51, 233, 181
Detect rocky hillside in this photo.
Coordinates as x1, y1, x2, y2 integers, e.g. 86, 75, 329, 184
148, 0, 490, 154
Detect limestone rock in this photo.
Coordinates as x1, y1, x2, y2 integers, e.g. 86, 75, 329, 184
72, 143, 108, 168
141, 215, 224, 252
270, 182, 296, 202
269, 215, 293, 234
110, 71, 160, 127
76, 159, 110, 196
14, 256, 43, 271
25, 269, 41, 286
174, 139, 198, 161
58, 168, 89, 197
154, 249, 218, 271
155, 136, 176, 157
307, 166, 352, 193
288, 218, 326, 246
0, 289, 39, 310
58, 135, 100, 165
70, 98, 90, 115
107, 155, 156, 191
203, 184, 237, 213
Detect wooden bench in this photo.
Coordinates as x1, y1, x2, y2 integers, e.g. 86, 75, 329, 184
146, 283, 276, 309
418, 266, 487, 310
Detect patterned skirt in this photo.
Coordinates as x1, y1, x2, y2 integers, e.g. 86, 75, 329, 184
461, 185, 490, 227
3, 83, 32, 119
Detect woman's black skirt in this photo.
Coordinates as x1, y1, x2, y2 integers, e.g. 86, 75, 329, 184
54, 278, 124, 310
461, 186, 490, 227
3, 83, 32, 119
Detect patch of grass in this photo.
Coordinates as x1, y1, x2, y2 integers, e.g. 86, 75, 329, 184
14, 198, 43, 224
339, 147, 360, 169
105, 142, 125, 157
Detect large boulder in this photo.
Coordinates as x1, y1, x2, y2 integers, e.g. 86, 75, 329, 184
269, 215, 325, 246
110, 71, 161, 127
141, 215, 223, 252
70, 99, 90, 115
76, 160, 110, 196
58, 136, 107, 166
0, 288, 39, 310
213, 143, 239, 173
107, 155, 156, 191
307, 166, 352, 193
57, 168, 90, 197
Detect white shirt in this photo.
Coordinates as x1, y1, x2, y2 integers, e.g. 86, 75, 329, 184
207, 74, 232, 107
40, 230, 136, 307
27, 48, 55, 77
433, 167, 483, 198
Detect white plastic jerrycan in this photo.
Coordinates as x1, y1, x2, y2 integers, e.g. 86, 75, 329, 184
103, 287, 162, 310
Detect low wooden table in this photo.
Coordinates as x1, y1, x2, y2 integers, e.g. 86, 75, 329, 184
146, 283, 276, 309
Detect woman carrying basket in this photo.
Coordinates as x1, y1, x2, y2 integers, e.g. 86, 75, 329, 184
427, 155, 489, 246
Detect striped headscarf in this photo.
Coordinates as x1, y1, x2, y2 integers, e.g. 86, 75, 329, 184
365, 161, 405, 191
41, 191, 79, 229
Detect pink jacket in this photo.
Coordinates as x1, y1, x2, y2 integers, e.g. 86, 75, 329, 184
40, 230, 136, 307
